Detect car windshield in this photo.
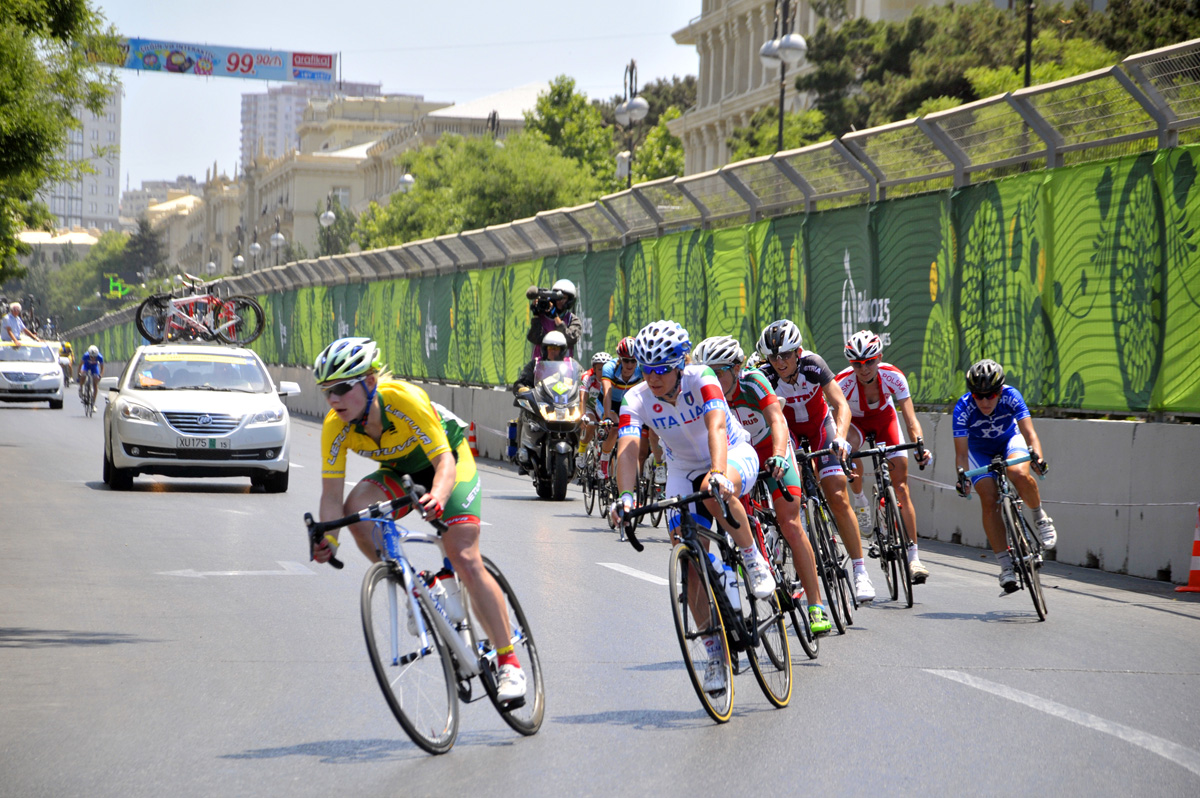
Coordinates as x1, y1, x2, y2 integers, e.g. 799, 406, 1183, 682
0, 345, 55, 363
130, 351, 271, 393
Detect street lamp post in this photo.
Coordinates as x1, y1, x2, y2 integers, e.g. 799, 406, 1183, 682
759, 0, 807, 152
319, 195, 337, 229
248, 227, 262, 272
269, 214, 286, 267
614, 59, 649, 189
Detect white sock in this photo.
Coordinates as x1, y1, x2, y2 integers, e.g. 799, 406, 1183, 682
740, 545, 761, 565
852, 558, 866, 574
1032, 506, 1048, 521
997, 551, 1013, 569
852, 491, 866, 508
907, 543, 919, 561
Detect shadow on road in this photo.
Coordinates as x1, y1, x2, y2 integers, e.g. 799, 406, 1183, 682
221, 730, 521, 764
915, 610, 1043, 624
83, 480, 253, 494
0, 627, 156, 648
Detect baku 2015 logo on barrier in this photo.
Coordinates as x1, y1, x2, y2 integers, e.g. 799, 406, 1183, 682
840, 250, 891, 345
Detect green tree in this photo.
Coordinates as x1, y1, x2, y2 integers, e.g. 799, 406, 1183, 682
525, 75, 616, 189
726, 106, 828, 161
354, 132, 599, 250
1071, 0, 1200, 57
316, 197, 356, 257
123, 217, 164, 282
633, 106, 686, 182
0, 1, 120, 284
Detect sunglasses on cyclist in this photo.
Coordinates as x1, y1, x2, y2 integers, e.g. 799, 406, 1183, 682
849, 358, 880, 366
321, 377, 364, 398
620, 357, 637, 365
642, 364, 677, 376
766, 351, 795, 363
972, 390, 999, 401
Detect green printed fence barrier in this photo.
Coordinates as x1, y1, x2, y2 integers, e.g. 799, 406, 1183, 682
78, 145, 1200, 414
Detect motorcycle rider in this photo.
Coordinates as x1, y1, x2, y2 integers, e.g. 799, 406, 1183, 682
512, 331, 570, 473
526, 279, 581, 358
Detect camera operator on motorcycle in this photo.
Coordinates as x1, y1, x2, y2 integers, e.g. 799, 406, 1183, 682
510, 332, 583, 499
526, 279, 581, 358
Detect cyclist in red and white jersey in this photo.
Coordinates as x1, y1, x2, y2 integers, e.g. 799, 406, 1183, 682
611, 320, 776, 694
757, 320, 877, 603
835, 330, 932, 583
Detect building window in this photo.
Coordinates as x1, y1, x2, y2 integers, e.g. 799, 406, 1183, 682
106, 113, 116, 123
88, 202, 97, 212
332, 187, 351, 208
89, 184, 97, 195
107, 131, 116, 142
105, 204, 113, 214
106, 186, 114, 196
105, 166, 114, 177
90, 129, 99, 140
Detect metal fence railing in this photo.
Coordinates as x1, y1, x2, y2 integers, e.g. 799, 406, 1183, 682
71, 38, 1200, 339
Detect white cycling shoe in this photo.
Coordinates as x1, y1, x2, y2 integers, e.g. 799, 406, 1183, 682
854, 569, 876, 603
743, 558, 777, 599
1036, 516, 1057, 550
496, 664, 527, 702
702, 657, 727, 694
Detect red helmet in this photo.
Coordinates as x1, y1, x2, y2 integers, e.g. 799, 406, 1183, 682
616, 337, 635, 358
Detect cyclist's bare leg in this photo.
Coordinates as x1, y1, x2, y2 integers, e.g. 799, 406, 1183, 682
638, 433, 650, 473
343, 479, 392, 562
973, 477, 1008, 554
1007, 462, 1042, 510
442, 522, 515, 654
775, 489, 821, 603
821, 473, 866, 560
888, 456, 919, 546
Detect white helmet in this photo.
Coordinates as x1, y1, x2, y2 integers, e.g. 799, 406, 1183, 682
87, 345, 99, 355
744, 352, 765, 371
632, 320, 691, 369
756, 320, 803, 358
551, 278, 577, 300
591, 351, 613, 367
542, 331, 568, 349
692, 336, 745, 369
845, 330, 883, 361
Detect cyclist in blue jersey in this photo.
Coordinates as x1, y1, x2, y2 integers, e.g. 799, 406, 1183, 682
599, 337, 644, 480
77, 345, 105, 409
953, 359, 1056, 593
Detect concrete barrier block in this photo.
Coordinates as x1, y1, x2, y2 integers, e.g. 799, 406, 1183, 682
1127, 422, 1200, 581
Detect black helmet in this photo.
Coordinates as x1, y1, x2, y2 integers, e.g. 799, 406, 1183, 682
966, 359, 1005, 394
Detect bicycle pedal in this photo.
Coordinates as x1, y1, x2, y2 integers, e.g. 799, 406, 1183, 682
499, 695, 527, 710
867, 543, 880, 559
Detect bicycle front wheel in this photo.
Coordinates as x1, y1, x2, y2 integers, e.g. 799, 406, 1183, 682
134, 293, 171, 343
360, 562, 458, 754
885, 488, 914, 608
215, 295, 265, 345
479, 556, 545, 735
669, 543, 733, 723
747, 594, 792, 708
1008, 503, 1048, 621
774, 539, 818, 659
807, 500, 845, 635
582, 451, 596, 515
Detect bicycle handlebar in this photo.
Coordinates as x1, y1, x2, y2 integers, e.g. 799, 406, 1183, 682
303, 475, 450, 567
962, 453, 1031, 479
848, 438, 924, 462
756, 467, 794, 502
620, 487, 739, 553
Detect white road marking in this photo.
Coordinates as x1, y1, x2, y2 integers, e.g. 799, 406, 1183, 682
927, 669, 1200, 778
598, 562, 668, 586
222, 509, 252, 515
158, 561, 315, 579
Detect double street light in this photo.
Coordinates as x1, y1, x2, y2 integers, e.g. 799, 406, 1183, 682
759, 0, 808, 153
269, 214, 286, 267
614, 59, 649, 189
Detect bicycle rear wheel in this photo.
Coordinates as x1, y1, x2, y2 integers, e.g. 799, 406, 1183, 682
582, 451, 596, 515
360, 562, 458, 754
134, 293, 171, 344
807, 500, 846, 635
768, 520, 818, 658
478, 556, 545, 734
668, 543, 733, 723
747, 594, 792, 708
214, 295, 265, 345
885, 488, 914, 608
1008, 503, 1048, 621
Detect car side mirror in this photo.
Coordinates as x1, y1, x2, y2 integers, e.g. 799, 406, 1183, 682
98, 377, 118, 392
277, 380, 301, 396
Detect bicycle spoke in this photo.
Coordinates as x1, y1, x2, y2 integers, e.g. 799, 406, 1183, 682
669, 544, 733, 723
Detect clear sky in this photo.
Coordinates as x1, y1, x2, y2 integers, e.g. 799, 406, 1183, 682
92, 0, 702, 191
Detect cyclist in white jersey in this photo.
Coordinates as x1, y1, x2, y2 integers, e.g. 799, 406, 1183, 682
610, 320, 776, 694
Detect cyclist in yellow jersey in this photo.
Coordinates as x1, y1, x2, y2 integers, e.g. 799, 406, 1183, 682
310, 337, 526, 702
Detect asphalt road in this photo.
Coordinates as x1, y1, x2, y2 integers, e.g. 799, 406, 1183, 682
3, 399, 1200, 797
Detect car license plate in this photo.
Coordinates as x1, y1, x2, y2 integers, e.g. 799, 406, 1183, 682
178, 437, 230, 450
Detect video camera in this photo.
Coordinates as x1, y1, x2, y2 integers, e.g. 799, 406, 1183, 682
527, 286, 566, 317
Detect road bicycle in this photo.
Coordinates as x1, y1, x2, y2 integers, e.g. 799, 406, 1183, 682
304, 477, 545, 754
961, 453, 1049, 621
80, 375, 96, 418
746, 469, 818, 659
795, 438, 856, 634
580, 419, 613, 518
135, 273, 264, 345
621, 487, 791, 723
850, 434, 926, 608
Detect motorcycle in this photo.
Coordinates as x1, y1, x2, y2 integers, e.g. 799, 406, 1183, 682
514, 359, 583, 500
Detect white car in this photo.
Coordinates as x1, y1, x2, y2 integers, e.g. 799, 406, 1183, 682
0, 342, 65, 409
101, 343, 299, 492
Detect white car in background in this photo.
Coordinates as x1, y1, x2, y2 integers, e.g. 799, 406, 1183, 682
101, 343, 299, 492
0, 342, 65, 409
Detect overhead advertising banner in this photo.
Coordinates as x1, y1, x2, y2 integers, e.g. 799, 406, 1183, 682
112, 38, 336, 83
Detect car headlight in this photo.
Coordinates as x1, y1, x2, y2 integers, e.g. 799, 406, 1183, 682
39, 372, 60, 382
120, 401, 158, 423
248, 407, 286, 425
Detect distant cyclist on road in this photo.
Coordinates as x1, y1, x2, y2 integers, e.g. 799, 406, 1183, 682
953, 359, 1056, 594
598, 337, 643, 481
77, 345, 104, 408
835, 331, 932, 583
578, 351, 612, 468
310, 337, 526, 702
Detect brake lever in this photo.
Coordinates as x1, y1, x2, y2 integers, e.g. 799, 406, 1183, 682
303, 512, 344, 569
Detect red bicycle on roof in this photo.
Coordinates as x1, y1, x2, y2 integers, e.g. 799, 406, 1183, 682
134, 274, 264, 345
